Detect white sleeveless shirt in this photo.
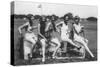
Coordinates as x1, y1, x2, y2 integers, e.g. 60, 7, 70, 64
73, 23, 83, 34
60, 21, 70, 38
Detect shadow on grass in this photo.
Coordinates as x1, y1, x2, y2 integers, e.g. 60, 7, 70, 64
14, 49, 97, 66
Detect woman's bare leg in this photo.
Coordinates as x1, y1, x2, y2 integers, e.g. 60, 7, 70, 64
40, 39, 46, 62
81, 40, 94, 57
51, 38, 61, 58
63, 38, 80, 49
75, 37, 94, 57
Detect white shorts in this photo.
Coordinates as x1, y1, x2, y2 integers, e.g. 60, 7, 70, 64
74, 34, 85, 42
61, 34, 70, 41
24, 32, 37, 44
51, 37, 60, 45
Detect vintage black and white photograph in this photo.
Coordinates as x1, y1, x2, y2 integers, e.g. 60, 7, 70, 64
11, 1, 97, 66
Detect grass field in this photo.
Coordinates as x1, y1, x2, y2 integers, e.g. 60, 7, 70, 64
13, 19, 97, 65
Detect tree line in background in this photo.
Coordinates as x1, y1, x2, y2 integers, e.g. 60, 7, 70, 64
11, 14, 97, 22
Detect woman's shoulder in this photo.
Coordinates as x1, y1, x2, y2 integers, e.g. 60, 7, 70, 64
25, 21, 29, 25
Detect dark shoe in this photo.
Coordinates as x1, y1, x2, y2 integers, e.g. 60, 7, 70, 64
77, 46, 82, 50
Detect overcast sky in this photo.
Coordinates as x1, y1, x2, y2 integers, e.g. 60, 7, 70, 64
14, 1, 98, 18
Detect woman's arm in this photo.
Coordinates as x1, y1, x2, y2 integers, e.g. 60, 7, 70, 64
32, 26, 38, 29
18, 22, 29, 34
56, 21, 63, 33
56, 21, 63, 27
73, 24, 79, 35
79, 23, 85, 37
81, 26, 85, 38
45, 22, 51, 32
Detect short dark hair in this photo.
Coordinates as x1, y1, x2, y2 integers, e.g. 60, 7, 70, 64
26, 14, 33, 19
64, 13, 73, 20
74, 16, 80, 21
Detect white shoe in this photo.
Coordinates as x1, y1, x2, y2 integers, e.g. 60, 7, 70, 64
42, 58, 45, 62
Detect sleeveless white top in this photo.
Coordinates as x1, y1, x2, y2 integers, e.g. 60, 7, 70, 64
25, 21, 38, 33
73, 23, 83, 34
60, 21, 70, 37
24, 21, 38, 38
